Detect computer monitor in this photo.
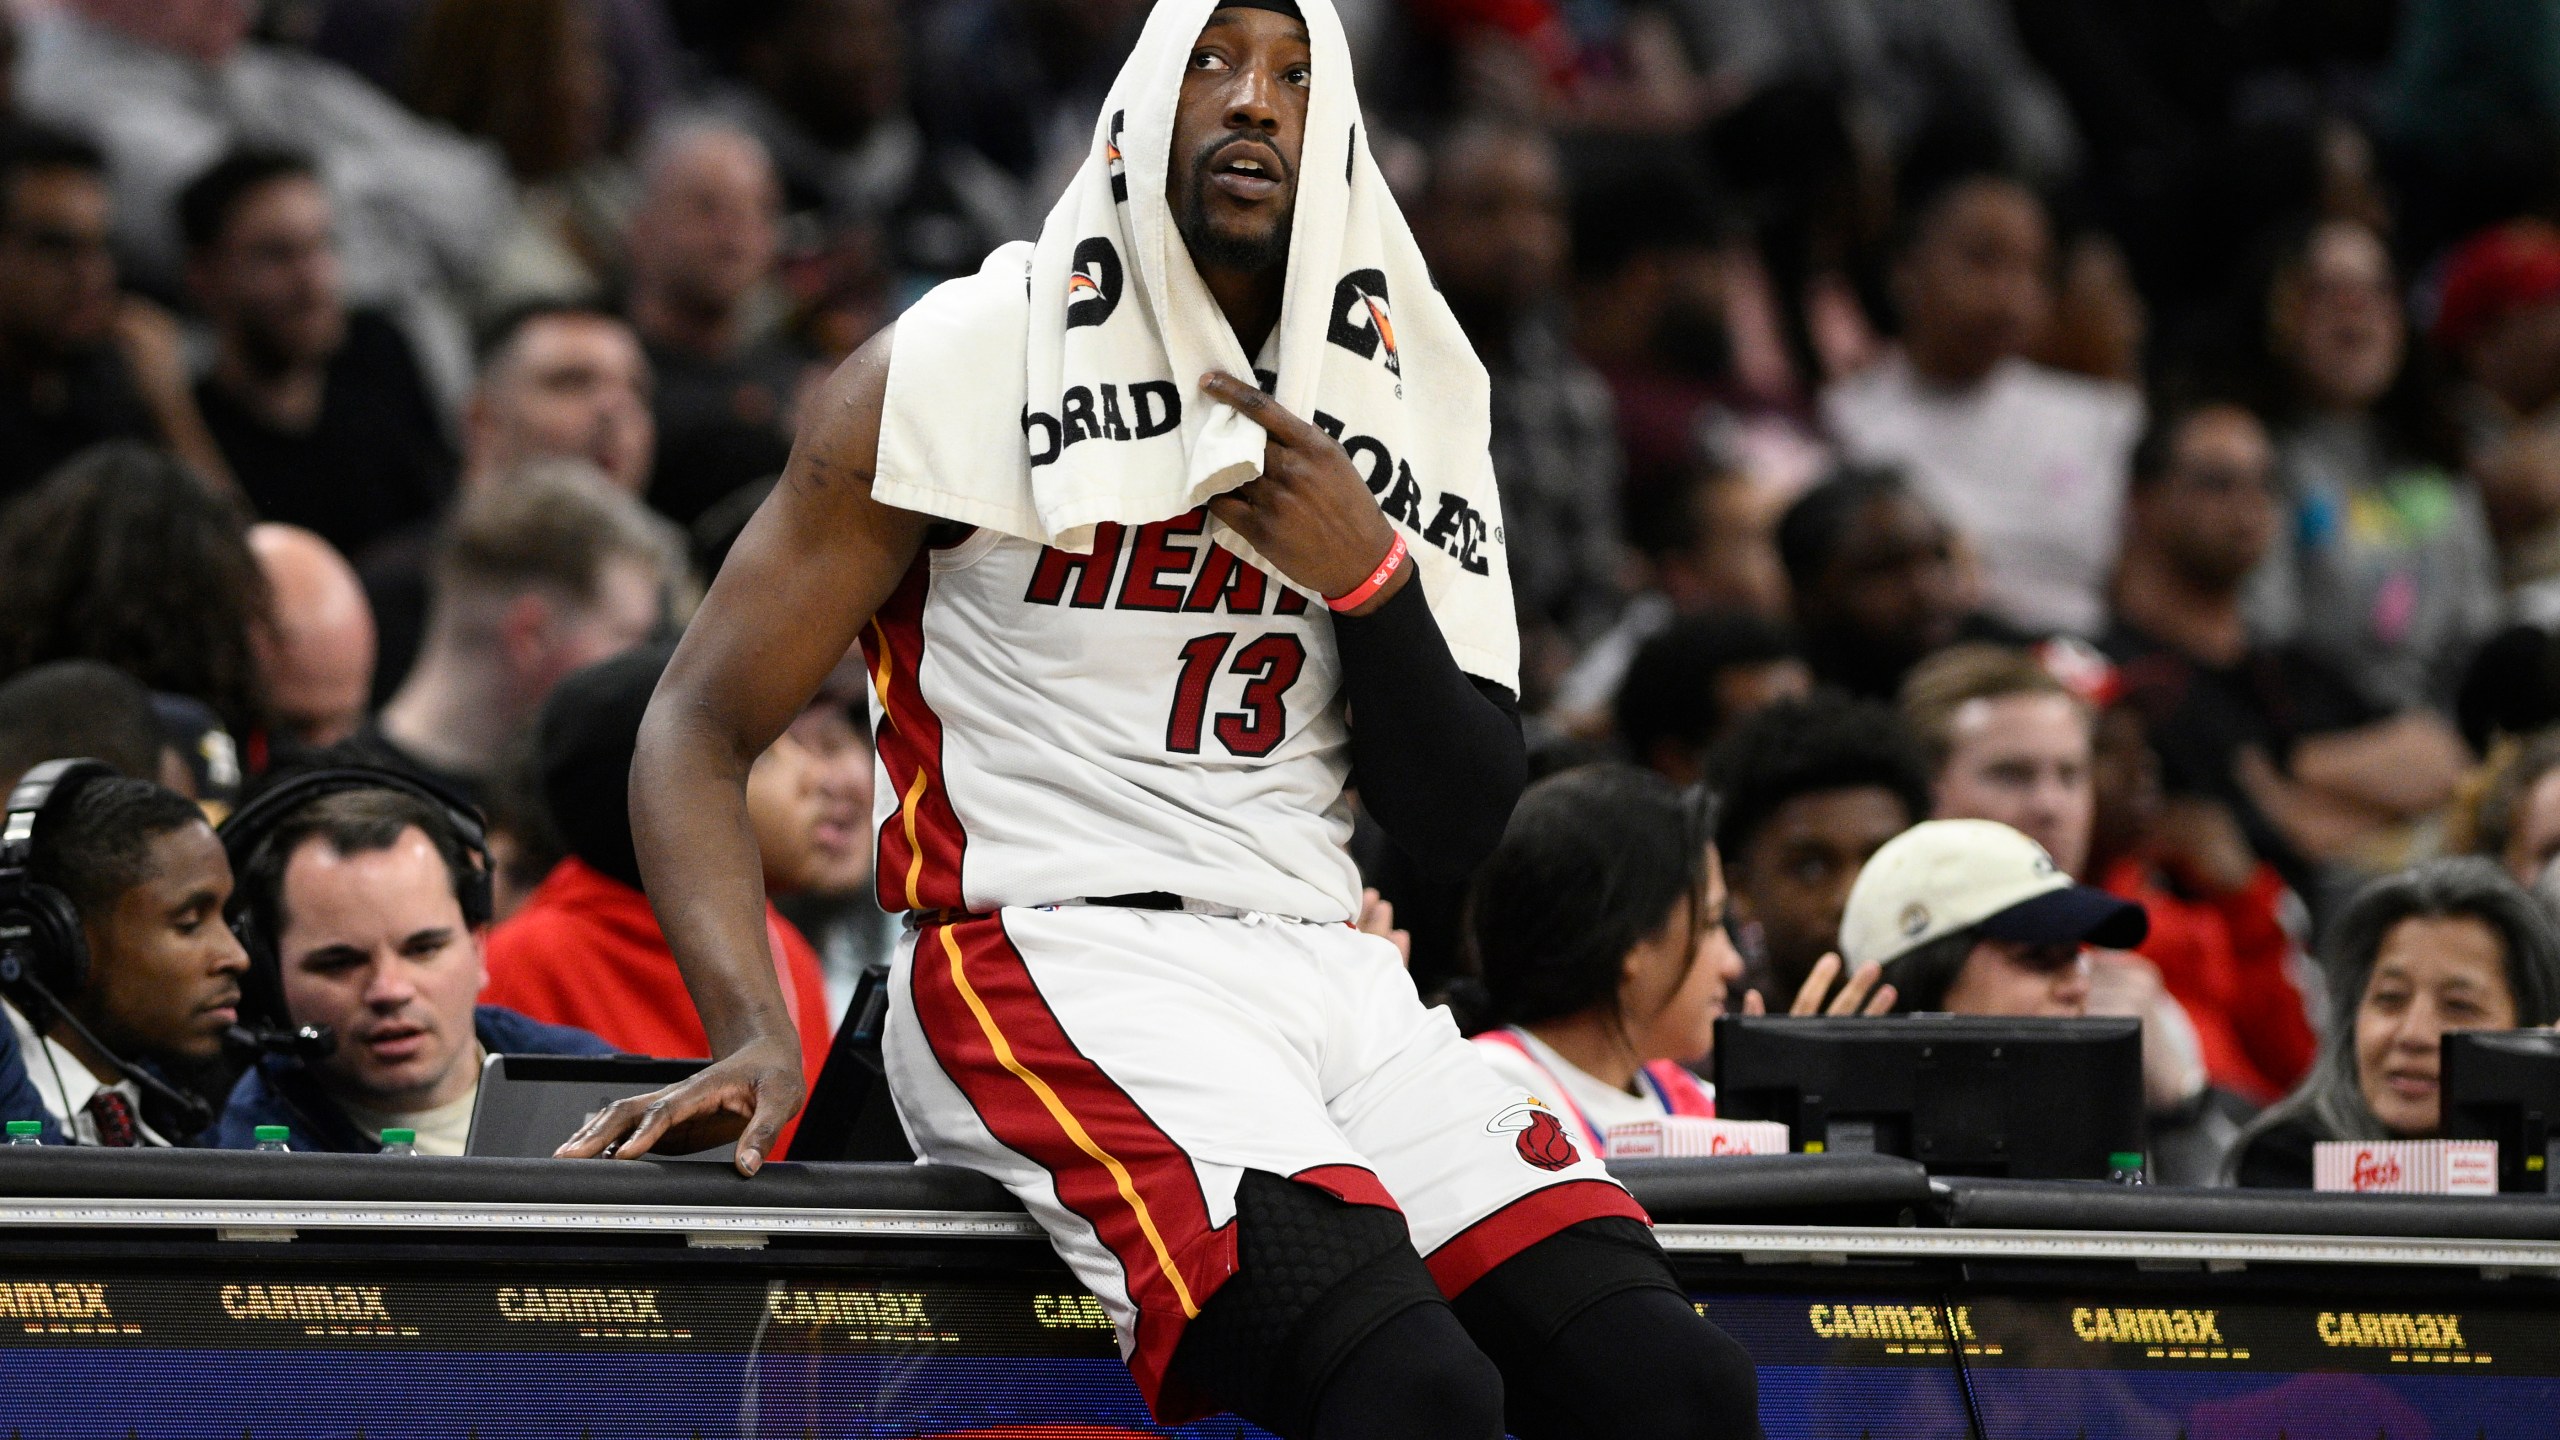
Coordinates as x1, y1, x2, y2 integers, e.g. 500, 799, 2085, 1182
788, 957, 915, 1163
1712, 1015, 2145, 1180
2441, 1028, 2560, 1193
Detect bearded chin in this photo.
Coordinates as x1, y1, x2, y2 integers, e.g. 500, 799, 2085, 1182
1177, 181, 1294, 275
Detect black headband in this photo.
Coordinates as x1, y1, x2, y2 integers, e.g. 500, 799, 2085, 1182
1215, 0, 1304, 18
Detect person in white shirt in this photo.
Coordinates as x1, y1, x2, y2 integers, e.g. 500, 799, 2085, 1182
5, 769, 249, 1145
1465, 765, 1890, 1158
1823, 166, 2142, 638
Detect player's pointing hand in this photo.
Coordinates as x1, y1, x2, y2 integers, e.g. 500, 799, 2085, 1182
1201, 371, 1412, 616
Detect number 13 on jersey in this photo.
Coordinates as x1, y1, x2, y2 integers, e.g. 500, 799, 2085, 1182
1166, 632, 1308, 757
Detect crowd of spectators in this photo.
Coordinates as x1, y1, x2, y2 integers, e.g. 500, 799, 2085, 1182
7, 0, 2560, 1185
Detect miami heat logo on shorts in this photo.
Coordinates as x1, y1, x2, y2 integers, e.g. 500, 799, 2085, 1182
1488, 1101, 1579, 1172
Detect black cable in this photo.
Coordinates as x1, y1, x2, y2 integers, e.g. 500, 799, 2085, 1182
10, 974, 213, 1136
1941, 1291, 1991, 1440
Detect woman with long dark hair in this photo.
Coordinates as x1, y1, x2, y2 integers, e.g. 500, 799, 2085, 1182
1464, 764, 1888, 1157
2220, 857, 2560, 1187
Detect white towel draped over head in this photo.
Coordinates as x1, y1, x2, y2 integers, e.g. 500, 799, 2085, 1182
871, 0, 1518, 690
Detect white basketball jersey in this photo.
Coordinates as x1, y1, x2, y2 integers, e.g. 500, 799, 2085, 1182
862, 513, 1361, 923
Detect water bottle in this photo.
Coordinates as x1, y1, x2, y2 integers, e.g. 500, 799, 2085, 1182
2107, 1150, 2147, 1186
5, 1120, 41, 1146
252, 1125, 292, 1154
378, 1128, 418, 1157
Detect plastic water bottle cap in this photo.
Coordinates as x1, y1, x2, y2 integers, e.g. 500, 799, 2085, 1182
4, 1121, 39, 1137
381, 1129, 416, 1144
253, 1125, 290, 1143
2108, 1151, 2144, 1170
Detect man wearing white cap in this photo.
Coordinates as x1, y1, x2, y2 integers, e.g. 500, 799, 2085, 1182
1840, 819, 2149, 1016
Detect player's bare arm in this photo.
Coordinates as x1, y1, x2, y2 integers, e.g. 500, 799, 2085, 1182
557, 329, 927, 1174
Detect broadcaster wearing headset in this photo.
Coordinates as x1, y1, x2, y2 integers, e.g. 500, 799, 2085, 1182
213, 775, 612, 1154
0, 763, 248, 1145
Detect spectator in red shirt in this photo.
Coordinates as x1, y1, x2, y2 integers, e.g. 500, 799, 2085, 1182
483, 642, 833, 1148
2089, 701, 2317, 1105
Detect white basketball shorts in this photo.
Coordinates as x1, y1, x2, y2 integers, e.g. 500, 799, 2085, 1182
882, 902, 1645, 1421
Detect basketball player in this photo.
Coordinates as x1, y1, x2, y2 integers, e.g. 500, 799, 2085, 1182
561, 5, 1762, 1436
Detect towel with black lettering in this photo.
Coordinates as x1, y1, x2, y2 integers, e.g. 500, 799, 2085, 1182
870, 0, 1516, 690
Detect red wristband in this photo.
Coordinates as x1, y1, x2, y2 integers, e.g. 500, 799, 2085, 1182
1327, 532, 1409, 612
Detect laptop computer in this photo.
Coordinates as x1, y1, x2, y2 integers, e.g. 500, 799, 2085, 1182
464, 1053, 727, 1160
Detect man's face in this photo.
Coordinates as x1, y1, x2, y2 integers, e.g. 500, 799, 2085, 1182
630, 135, 782, 322
1811, 493, 1967, 661
1897, 179, 2051, 385
1167, 7, 1311, 277
472, 316, 656, 493
275, 829, 485, 1112
1418, 132, 1567, 320
1932, 693, 2095, 875
1732, 787, 1912, 996
250, 524, 377, 749
1664, 473, 1788, 617
2087, 704, 2162, 867
79, 822, 247, 1064
2142, 406, 2278, 591
0, 169, 118, 359
259, 626, 372, 749
746, 703, 876, 898
515, 556, 664, 701
191, 175, 345, 372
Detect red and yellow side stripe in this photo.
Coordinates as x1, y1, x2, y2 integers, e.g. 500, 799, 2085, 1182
909, 914, 1239, 1421
859, 555, 969, 914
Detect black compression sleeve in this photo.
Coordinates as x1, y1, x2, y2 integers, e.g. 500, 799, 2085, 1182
1332, 577, 1528, 880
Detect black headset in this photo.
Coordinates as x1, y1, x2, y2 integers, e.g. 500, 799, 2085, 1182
0, 758, 117, 1013
0, 757, 229, 1134
217, 764, 495, 1045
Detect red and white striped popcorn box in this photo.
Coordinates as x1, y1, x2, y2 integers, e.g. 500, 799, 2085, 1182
2313, 1139, 2499, 1195
1605, 1117, 1791, 1159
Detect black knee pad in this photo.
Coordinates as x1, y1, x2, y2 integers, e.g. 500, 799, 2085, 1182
1168, 1170, 1450, 1437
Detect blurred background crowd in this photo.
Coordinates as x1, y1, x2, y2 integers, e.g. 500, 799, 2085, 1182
15, 0, 2560, 1180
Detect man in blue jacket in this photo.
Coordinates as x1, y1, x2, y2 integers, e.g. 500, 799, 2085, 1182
212, 782, 612, 1152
